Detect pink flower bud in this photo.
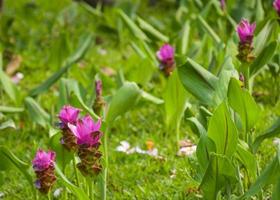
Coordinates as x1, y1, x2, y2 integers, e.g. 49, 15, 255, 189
156, 44, 175, 76
58, 105, 80, 129
237, 19, 256, 44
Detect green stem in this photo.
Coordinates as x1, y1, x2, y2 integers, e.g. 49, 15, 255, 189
48, 191, 51, 200
86, 178, 93, 200
102, 126, 109, 200
73, 155, 80, 187
241, 62, 250, 92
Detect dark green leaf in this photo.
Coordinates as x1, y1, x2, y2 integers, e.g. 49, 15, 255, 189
250, 41, 277, 75
208, 102, 238, 156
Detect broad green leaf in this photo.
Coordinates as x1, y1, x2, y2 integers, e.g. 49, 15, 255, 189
140, 90, 164, 105
208, 102, 238, 157
55, 164, 90, 200
236, 141, 257, 181
163, 70, 189, 133
200, 153, 237, 200
118, 10, 149, 42
228, 78, 261, 133
137, 17, 169, 42
0, 146, 33, 187
178, 58, 219, 106
0, 106, 24, 113
243, 156, 280, 198
196, 135, 216, 172
186, 117, 207, 137
272, 179, 280, 200
253, 118, 280, 153
254, 20, 275, 56
197, 16, 222, 45
0, 119, 16, 130
25, 97, 50, 128
106, 82, 141, 123
250, 41, 277, 76
30, 34, 92, 96
0, 68, 20, 104
180, 21, 190, 55
49, 132, 72, 169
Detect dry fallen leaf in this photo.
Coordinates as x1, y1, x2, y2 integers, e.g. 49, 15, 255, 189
5, 55, 22, 76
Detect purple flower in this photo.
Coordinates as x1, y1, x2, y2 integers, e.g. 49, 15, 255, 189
58, 105, 80, 129
156, 44, 174, 65
32, 150, 56, 172
156, 44, 175, 76
274, 0, 280, 15
237, 19, 256, 44
69, 115, 102, 146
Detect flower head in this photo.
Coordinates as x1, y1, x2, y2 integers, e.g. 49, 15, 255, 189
58, 105, 80, 129
32, 149, 55, 171
69, 115, 102, 146
156, 44, 174, 64
237, 19, 256, 44
274, 0, 280, 15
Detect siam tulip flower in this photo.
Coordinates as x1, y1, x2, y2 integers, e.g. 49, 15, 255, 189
236, 19, 256, 63
156, 44, 175, 76
58, 105, 80, 151
32, 149, 56, 194
69, 115, 103, 176
93, 80, 105, 115
274, 0, 280, 16
58, 105, 80, 129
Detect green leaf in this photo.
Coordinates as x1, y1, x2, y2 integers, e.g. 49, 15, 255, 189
272, 179, 280, 200
0, 119, 16, 130
137, 17, 169, 42
140, 90, 164, 105
253, 118, 280, 153
180, 21, 190, 55
254, 20, 275, 56
200, 153, 237, 200
228, 78, 261, 133
30, 34, 92, 96
118, 10, 149, 42
236, 141, 257, 181
0, 146, 33, 187
106, 82, 141, 123
24, 97, 50, 128
55, 164, 90, 200
163, 70, 189, 132
0, 67, 20, 104
178, 58, 219, 106
208, 102, 238, 157
186, 117, 207, 137
243, 156, 280, 198
0, 106, 24, 113
196, 135, 216, 172
197, 16, 222, 45
250, 41, 277, 76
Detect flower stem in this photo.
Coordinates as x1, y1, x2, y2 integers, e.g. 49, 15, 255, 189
73, 155, 80, 187
102, 126, 109, 200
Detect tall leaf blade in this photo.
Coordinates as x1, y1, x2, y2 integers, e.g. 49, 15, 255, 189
30, 34, 92, 96
178, 58, 219, 106
228, 78, 261, 133
106, 82, 141, 123
208, 102, 238, 157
